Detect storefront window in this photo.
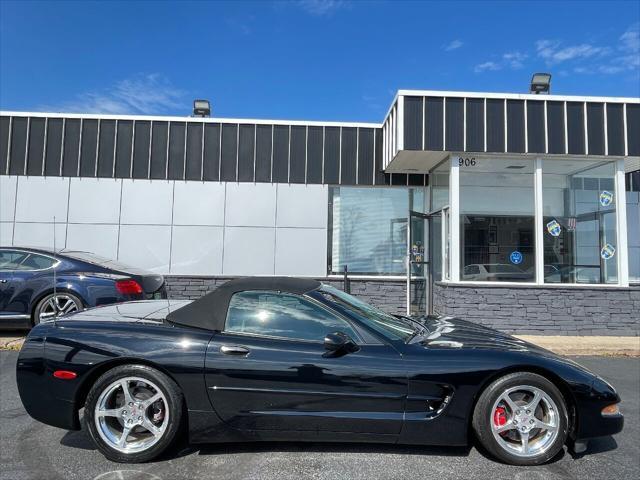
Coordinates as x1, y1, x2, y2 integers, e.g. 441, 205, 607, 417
459, 158, 535, 282
431, 162, 450, 212
542, 160, 618, 284
329, 187, 423, 275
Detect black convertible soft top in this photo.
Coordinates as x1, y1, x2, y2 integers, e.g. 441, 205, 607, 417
166, 277, 322, 331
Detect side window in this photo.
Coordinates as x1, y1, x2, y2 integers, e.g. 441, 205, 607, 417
225, 291, 360, 342
0, 250, 29, 271
18, 254, 57, 271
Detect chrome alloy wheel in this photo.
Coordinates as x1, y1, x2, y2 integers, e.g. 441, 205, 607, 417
490, 385, 560, 458
38, 294, 80, 322
94, 377, 169, 454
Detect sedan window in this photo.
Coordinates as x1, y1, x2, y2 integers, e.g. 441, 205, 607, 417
17, 253, 58, 271
0, 250, 29, 271
225, 291, 360, 342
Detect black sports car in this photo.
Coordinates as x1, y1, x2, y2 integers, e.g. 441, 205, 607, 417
0, 247, 166, 328
16, 277, 623, 465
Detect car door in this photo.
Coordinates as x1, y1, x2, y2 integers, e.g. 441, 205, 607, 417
0, 249, 30, 318
204, 290, 407, 435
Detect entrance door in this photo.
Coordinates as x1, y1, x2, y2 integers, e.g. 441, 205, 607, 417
408, 211, 430, 316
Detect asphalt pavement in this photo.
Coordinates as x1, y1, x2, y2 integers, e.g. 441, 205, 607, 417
1, 351, 638, 480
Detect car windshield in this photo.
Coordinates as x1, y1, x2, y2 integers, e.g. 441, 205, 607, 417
315, 284, 416, 341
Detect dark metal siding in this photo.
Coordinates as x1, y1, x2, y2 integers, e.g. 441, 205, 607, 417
0, 116, 9, 174
486, 99, 505, 153
306, 126, 323, 184
323, 127, 340, 184
445, 98, 464, 151
26, 117, 45, 176
150, 121, 168, 180
97, 119, 116, 178
607, 103, 625, 156
168, 122, 186, 180
586, 103, 605, 155
424, 97, 444, 151
115, 120, 133, 178
374, 128, 387, 185
220, 124, 238, 182
203, 123, 220, 181
340, 127, 357, 185
9, 117, 28, 175
526, 100, 545, 154
506, 100, 525, 153
566, 102, 585, 155
289, 125, 306, 184
44, 118, 63, 176
404, 96, 423, 150
272, 125, 289, 183
132, 121, 150, 179
627, 104, 640, 157
185, 123, 203, 181
62, 118, 81, 177
546, 101, 565, 154
357, 128, 374, 185
255, 124, 272, 183
79, 119, 98, 177
465, 98, 484, 152
237, 124, 255, 182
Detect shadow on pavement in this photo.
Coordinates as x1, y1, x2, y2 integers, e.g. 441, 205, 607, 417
569, 435, 618, 459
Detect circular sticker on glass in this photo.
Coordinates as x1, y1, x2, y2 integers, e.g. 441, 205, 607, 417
599, 190, 614, 207
510, 251, 523, 265
601, 243, 616, 260
546, 219, 562, 237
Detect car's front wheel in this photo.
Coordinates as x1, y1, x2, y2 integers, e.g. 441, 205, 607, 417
84, 364, 183, 463
472, 372, 569, 466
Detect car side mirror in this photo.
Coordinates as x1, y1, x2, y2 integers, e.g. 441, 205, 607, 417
323, 331, 359, 357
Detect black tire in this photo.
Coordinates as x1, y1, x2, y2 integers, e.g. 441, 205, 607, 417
32, 291, 84, 326
84, 364, 183, 463
472, 372, 569, 466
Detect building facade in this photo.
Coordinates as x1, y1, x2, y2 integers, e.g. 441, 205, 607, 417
1, 89, 639, 334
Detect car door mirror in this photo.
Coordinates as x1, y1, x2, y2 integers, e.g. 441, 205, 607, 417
323, 331, 359, 357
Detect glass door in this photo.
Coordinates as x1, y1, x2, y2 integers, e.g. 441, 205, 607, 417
408, 211, 430, 317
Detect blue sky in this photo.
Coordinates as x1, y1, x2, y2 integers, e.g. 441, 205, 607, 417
1, 0, 638, 122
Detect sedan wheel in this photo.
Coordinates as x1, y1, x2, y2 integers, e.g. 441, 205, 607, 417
34, 292, 83, 325
473, 372, 568, 466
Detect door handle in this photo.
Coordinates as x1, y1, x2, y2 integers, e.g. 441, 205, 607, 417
220, 345, 250, 356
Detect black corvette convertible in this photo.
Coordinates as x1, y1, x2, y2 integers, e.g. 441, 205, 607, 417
16, 277, 623, 465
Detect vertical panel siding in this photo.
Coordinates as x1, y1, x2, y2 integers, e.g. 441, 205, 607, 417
255, 124, 272, 183
340, 127, 357, 185
132, 120, 151, 179
424, 97, 444, 151
306, 126, 323, 184
586, 103, 605, 155
44, 118, 63, 176
168, 122, 186, 180
403, 96, 423, 150
97, 119, 116, 177
26, 117, 46, 176
0, 117, 9, 174
115, 120, 133, 178
237, 124, 255, 182
79, 119, 98, 177
220, 124, 238, 182
445, 98, 464, 151
374, 128, 388, 185
566, 102, 585, 155
546, 101, 565, 154
526, 100, 545, 153
465, 98, 484, 152
486, 99, 505, 153
357, 128, 374, 185
62, 118, 81, 177
323, 126, 340, 184
607, 103, 625, 156
150, 121, 168, 179
289, 125, 306, 183
506, 100, 525, 153
9, 117, 28, 175
627, 104, 640, 157
185, 123, 203, 181
272, 125, 289, 183
203, 123, 221, 181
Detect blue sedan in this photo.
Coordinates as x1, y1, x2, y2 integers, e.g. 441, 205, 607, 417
0, 247, 166, 328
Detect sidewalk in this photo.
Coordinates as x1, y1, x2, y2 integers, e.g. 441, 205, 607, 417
1, 333, 638, 356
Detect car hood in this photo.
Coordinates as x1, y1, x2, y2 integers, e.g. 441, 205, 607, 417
60, 299, 193, 323
413, 316, 549, 354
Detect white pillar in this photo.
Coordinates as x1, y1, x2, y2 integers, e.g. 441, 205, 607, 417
615, 159, 629, 287
449, 156, 460, 282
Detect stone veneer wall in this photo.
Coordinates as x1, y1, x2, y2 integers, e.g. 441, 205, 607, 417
432, 282, 640, 336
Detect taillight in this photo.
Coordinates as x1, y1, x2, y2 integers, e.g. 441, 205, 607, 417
115, 279, 143, 295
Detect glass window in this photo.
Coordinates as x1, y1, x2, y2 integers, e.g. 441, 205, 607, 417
19, 253, 57, 270
225, 291, 360, 342
329, 187, 424, 275
542, 160, 618, 284
431, 162, 450, 211
628, 187, 640, 283
459, 158, 535, 282
0, 250, 29, 271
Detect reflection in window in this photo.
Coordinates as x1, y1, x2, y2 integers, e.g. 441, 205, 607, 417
329, 187, 424, 275
542, 160, 618, 284
459, 158, 535, 282
225, 291, 359, 342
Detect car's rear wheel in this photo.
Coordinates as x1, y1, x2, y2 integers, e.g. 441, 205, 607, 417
33, 292, 83, 325
472, 372, 569, 466
84, 365, 183, 463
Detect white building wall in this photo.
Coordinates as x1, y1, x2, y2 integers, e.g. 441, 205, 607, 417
0, 176, 328, 277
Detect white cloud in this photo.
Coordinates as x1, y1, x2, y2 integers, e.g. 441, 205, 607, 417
474, 61, 501, 73
296, 0, 345, 16
40, 74, 188, 115
443, 39, 463, 51
536, 39, 609, 64
503, 51, 528, 69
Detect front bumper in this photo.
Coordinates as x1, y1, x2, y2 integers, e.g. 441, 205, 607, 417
574, 376, 624, 440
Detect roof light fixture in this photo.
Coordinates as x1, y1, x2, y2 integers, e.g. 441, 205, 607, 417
530, 73, 552, 94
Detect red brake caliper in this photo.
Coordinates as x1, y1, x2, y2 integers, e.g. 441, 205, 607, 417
494, 406, 507, 431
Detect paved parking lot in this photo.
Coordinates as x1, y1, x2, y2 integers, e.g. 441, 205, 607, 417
1, 351, 638, 480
